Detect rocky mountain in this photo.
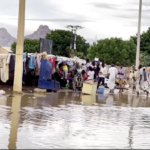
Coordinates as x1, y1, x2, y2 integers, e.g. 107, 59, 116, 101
25, 25, 51, 39
0, 25, 51, 47
0, 28, 16, 47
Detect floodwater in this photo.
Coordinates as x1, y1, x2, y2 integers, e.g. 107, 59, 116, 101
0, 90, 150, 149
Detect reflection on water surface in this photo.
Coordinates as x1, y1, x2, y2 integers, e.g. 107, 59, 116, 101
0, 91, 150, 149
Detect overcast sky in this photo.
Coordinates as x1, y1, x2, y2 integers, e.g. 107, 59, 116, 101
0, 0, 150, 43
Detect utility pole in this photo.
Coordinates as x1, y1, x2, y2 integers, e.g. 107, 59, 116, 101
66, 25, 84, 57
13, 0, 26, 93
136, 0, 142, 69
74, 29, 77, 51
70, 28, 74, 51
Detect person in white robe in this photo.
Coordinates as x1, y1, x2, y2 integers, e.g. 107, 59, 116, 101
107, 64, 118, 93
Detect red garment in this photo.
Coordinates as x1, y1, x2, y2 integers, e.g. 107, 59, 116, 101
49, 57, 55, 68
49, 57, 55, 78
83, 73, 88, 80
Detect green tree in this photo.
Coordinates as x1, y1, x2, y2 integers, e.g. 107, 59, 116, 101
11, 39, 39, 53
131, 27, 150, 54
88, 38, 136, 66
11, 42, 17, 53
140, 51, 150, 66
46, 29, 89, 58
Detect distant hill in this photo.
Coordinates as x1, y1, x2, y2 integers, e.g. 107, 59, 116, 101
0, 28, 16, 47
25, 25, 51, 39
0, 25, 51, 47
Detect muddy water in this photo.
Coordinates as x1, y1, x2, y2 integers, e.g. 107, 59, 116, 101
0, 91, 150, 149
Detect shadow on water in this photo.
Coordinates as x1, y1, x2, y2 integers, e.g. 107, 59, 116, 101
0, 91, 150, 148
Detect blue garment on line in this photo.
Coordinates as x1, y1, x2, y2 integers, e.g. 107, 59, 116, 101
38, 60, 60, 91
29, 55, 36, 69
23, 53, 26, 59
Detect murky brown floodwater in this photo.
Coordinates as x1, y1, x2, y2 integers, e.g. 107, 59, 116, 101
0, 90, 150, 149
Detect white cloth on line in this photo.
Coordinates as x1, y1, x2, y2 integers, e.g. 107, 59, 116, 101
37, 54, 41, 68
0, 54, 11, 83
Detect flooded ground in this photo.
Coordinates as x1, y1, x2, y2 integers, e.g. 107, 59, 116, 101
0, 90, 150, 149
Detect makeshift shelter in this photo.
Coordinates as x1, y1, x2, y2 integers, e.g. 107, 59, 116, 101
0, 47, 13, 54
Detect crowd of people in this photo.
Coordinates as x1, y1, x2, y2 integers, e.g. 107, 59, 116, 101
51, 59, 123, 92
51, 58, 144, 93
52, 59, 101, 89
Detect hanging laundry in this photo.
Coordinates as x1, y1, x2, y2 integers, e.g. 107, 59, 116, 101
35, 54, 41, 76
9, 54, 15, 73
41, 52, 48, 60
49, 57, 55, 69
0, 54, 11, 83
29, 55, 36, 69
49, 57, 56, 75
23, 53, 26, 60
26, 54, 29, 66
37, 54, 41, 68
67, 59, 73, 66
23, 53, 27, 74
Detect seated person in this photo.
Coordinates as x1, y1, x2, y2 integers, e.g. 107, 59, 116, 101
53, 68, 67, 88
73, 72, 84, 90
67, 71, 74, 89
81, 70, 88, 81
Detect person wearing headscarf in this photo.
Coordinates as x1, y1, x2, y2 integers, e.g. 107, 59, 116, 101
62, 61, 68, 79
53, 68, 67, 88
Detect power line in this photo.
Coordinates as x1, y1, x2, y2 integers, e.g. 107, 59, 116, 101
66, 25, 84, 56
0, 17, 101, 22
142, 1, 150, 11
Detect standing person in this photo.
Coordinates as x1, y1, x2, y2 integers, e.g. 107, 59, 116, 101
62, 61, 68, 79
139, 67, 149, 93
91, 61, 97, 80
59, 63, 65, 79
82, 63, 87, 72
118, 64, 126, 92
132, 77, 136, 91
77, 63, 82, 73
107, 64, 118, 93
86, 59, 90, 71
118, 64, 125, 79
97, 63, 108, 89
129, 70, 133, 88
87, 66, 94, 80
58, 65, 67, 87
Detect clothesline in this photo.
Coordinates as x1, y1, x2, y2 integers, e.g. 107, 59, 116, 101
0, 53, 86, 65
0, 54, 15, 55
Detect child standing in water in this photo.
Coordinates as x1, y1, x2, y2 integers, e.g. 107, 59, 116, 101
133, 77, 136, 91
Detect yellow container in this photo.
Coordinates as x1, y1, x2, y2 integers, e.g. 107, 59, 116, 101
82, 95, 96, 106
82, 82, 97, 95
